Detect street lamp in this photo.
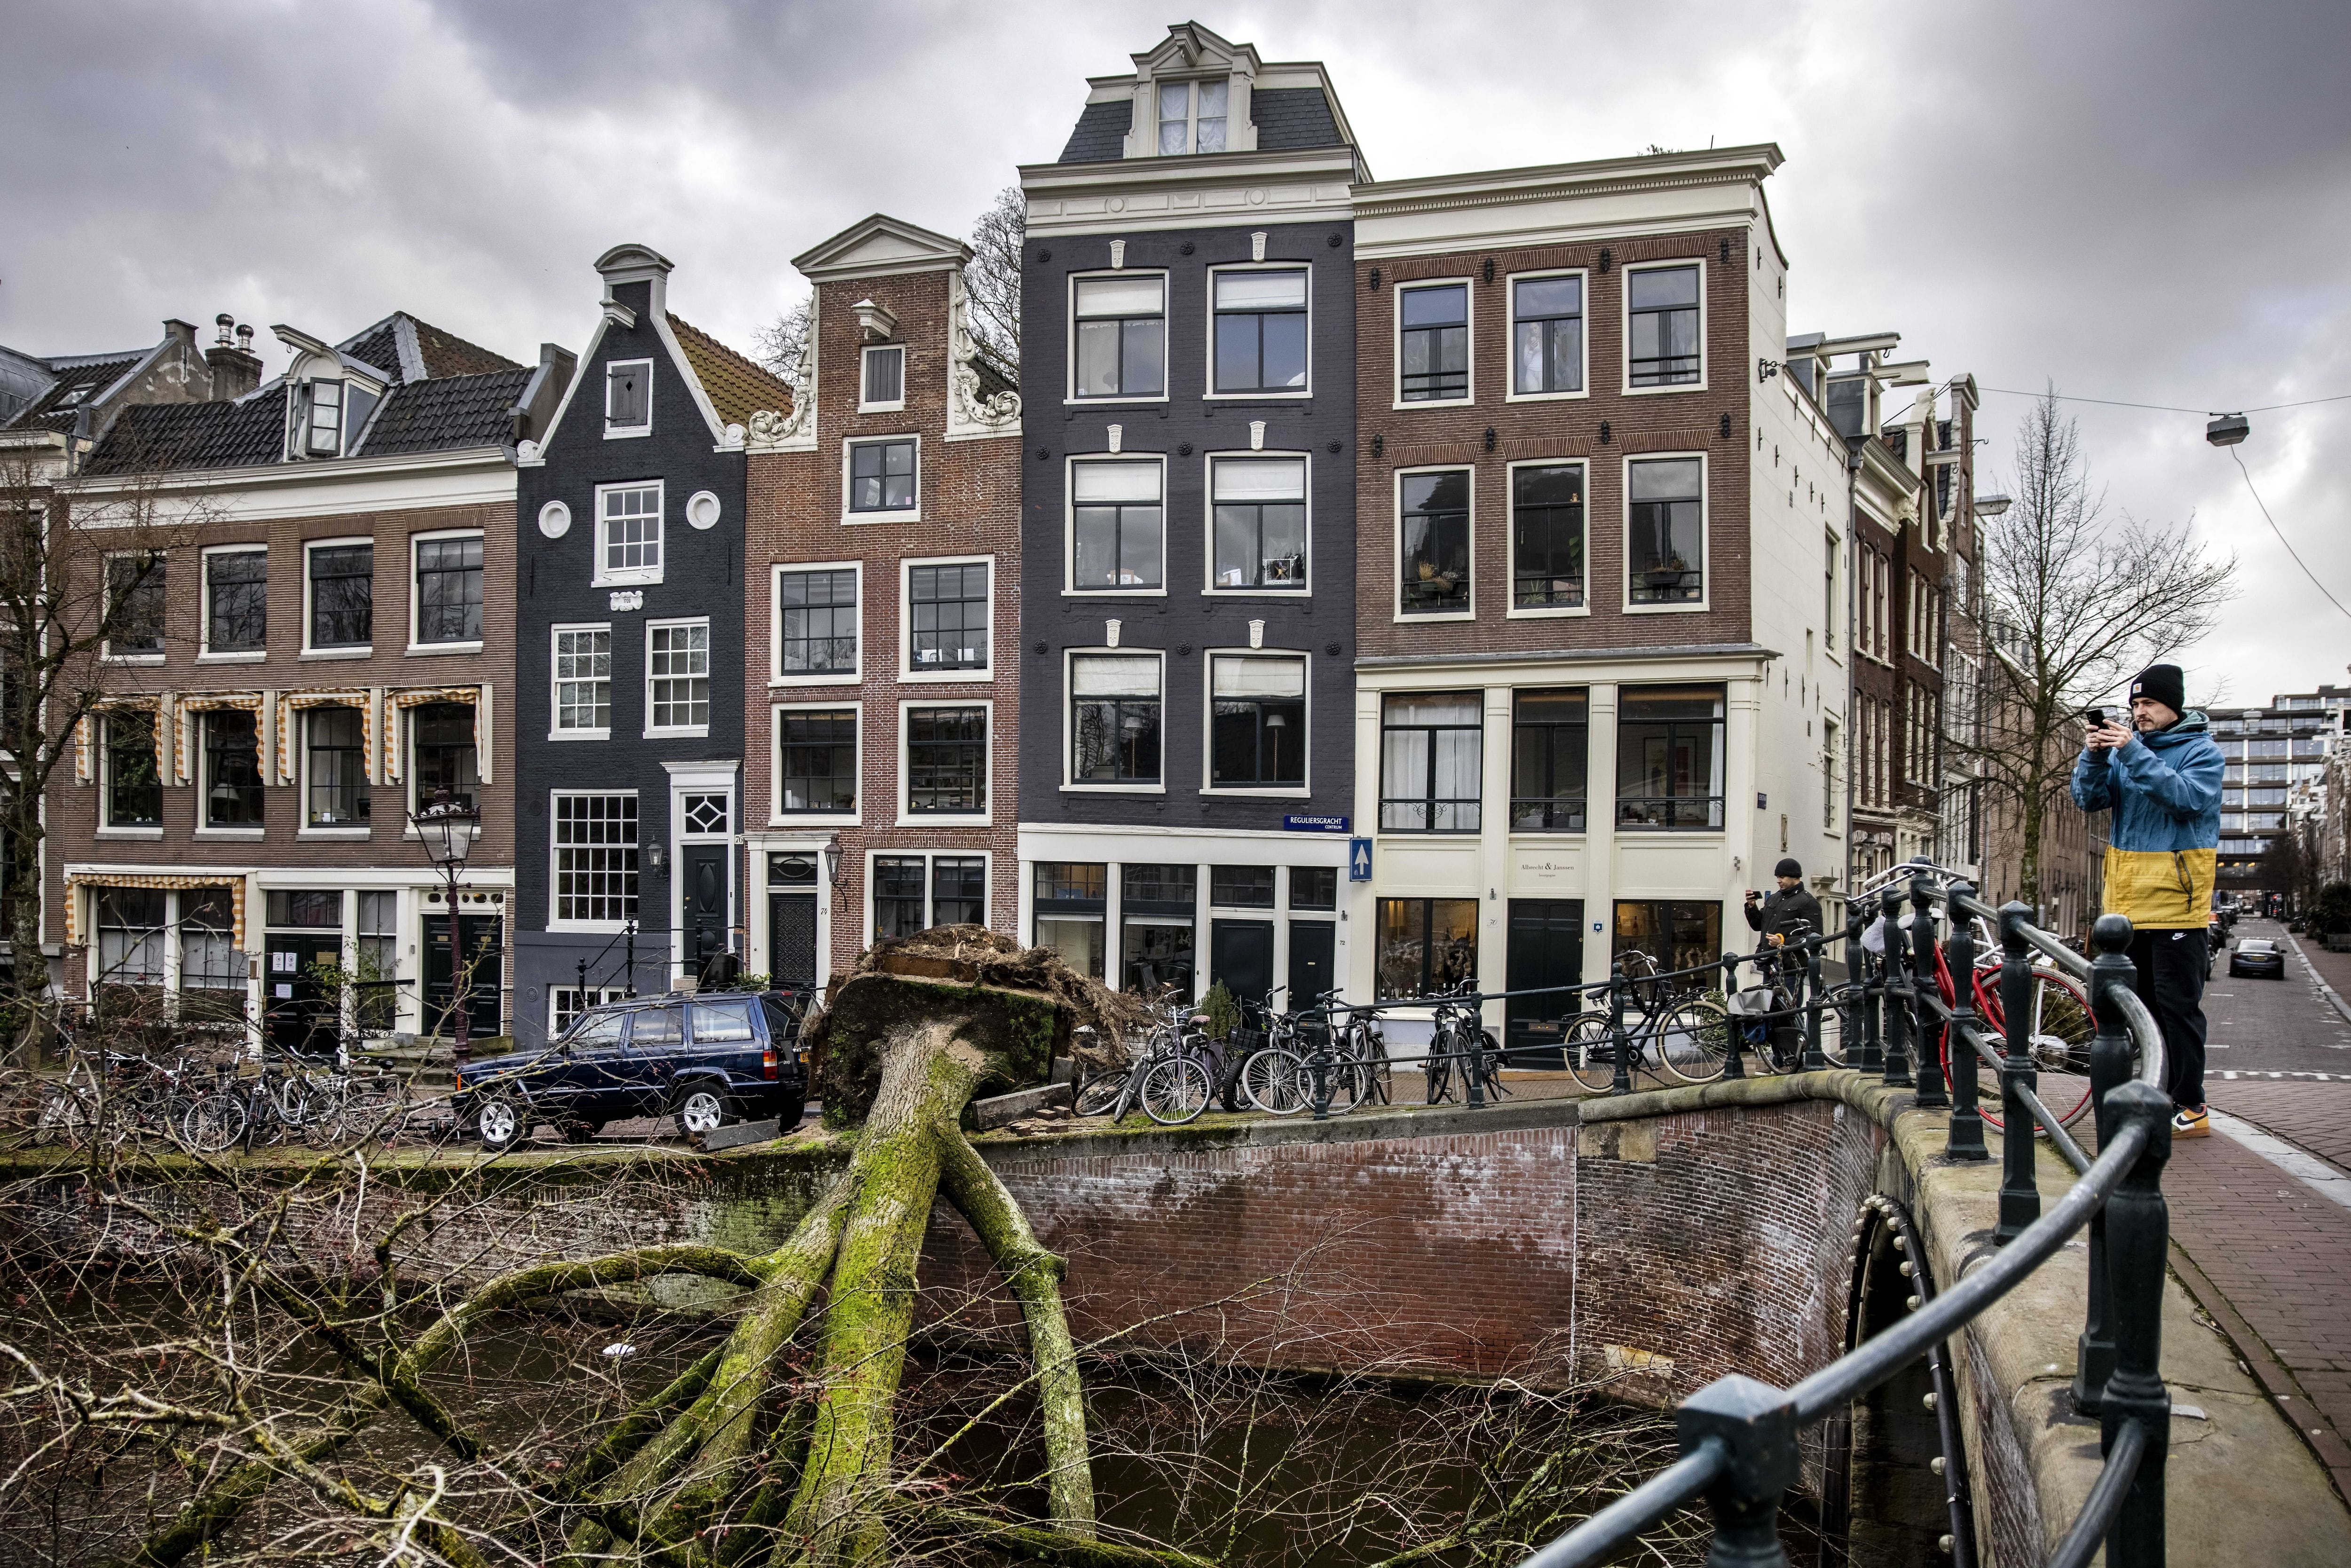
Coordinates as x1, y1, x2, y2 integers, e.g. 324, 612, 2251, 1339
2206, 413, 2250, 448
410, 785, 480, 1064
822, 833, 846, 908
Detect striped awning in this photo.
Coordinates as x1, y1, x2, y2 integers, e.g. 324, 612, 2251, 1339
65, 873, 246, 951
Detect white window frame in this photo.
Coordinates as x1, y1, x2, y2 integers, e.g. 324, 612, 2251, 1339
1063, 452, 1168, 598
100, 550, 169, 664
899, 554, 994, 682
1622, 450, 1710, 615
549, 622, 613, 741
197, 544, 268, 662
604, 358, 653, 439
95, 710, 165, 837
194, 706, 266, 839
300, 536, 375, 658
1391, 276, 1475, 411
548, 789, 640, 933
550, 985, 629, 1037
897, 697, 994, 827
593, 480, 664, 587
866, 849, 994, 946
770, 701, 861, 826
1203, 262, 1312, 401
1620, 258, 1708, 396
841, 433, 923, 525
1392, 464, 1476, 624
298, 703, 372, 839
859, 344, 906, 413
1064, 269, 1171, 407
1503, 457, 1591, 621
1153, 75, 1230, 156
1199, 647, 1310, 798
1503, 267, 1590, 404
769, 561, 863, 687
644, 617, 712, 740
1060, 648, 1166, 796
1201, 450, 1311, 597
408, 527, 486, 654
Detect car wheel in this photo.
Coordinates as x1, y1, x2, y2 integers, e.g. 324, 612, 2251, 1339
673, 1087, 728, 1140
475, 1096, 525, 1153
560, 1120, 603, 1144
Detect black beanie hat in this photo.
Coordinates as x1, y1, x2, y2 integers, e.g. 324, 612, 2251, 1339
1774, 857, 1803, 879
2130, 663, 2186, 715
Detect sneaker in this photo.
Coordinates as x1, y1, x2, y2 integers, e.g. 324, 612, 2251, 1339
2172, 1106, 2211, 1139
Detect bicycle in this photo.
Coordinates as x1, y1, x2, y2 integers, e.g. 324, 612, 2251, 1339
1920, 915, 2102, 1131
1074, 995, 1219, 1126
1562, 952, 1732, 1092
1239, 988, 1377, 1116
1420, 983, 1508, 1105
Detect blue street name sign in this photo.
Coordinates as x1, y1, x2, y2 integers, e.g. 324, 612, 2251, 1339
1349, 838, 1373, 882
1283, 814, 1350, 833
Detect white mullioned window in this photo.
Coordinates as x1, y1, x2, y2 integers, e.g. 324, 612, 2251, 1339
647, 620, 710, 734
552, 625, 611, 736
597, 481, 663, 584
552, 793, 638, 927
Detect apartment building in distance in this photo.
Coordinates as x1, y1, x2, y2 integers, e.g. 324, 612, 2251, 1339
740, 214, 1023, 988
1017, 23, 1364, 1007
56, 313, 568, 1047
2210, 686, 2348, 898
1349, 146, 1852, 1056
510, 248, 787, 1048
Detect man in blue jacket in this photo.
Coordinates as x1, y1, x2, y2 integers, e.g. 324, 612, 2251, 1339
2071, 662, 2224, 1138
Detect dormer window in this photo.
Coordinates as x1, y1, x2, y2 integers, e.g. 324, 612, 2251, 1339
1157, 79, 1227, 155
606, 359, 652, 437
287, 377, 379, 459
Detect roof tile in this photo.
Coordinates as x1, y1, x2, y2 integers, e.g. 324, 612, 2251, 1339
666, 315, 793, 428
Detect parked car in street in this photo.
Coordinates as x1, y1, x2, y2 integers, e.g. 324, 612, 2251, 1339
2228, 938, 2287, 980
453, 990, 813, 1152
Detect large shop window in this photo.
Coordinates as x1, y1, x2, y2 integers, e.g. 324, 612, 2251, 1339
906, 707, 987, 814
95, 887, 167, 996
308, 543, 373, 648
1071, 655, 1161, 784
1509, 688, 1588, 831
1120, 863, 1195, 997
104, 711, 163, 827
1512, 464, 1585, 609
305, 706, 367, 826
1400, 470, 1471, 615
1209, 654, 1305, 789
776, 711, 857, 814
1616, 684, 1725, 830
1399, 283, 1469, 402
1033, 862, 1107, 982
1376, 898, 1478, 1001
875, 854, 986, 939
1211, 456, 1306, 589
553, 793, 638, 925
777, 568, 858, 676
415, 535, 484, 645
203, 709, 264, 827
1380, 692, 1481, 832
1073, 275, 1166, 399
179, 889, 244, 1021
1071, 460, 1164, 590
410, 702, 479, 815
1614, 899, 1722, 978
1213, 269, 1308, 394
1627, 457, 1704, 605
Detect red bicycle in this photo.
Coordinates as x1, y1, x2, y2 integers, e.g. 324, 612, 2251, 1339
1922, 923, 2107, 1131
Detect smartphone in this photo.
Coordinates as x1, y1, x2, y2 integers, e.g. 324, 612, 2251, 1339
2083, 707, 2106, 727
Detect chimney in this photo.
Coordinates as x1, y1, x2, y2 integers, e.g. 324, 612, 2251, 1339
204, 314, 263, 401
510, 341, 579, 446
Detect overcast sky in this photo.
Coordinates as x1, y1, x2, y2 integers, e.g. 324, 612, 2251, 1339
4, 0, 2345, 700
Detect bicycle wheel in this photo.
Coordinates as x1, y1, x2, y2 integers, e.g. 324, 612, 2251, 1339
1654, 995, 1733, 1085
1973, 968, 2100, 1132
1348, 1027, 1392, 1105
31, 1086, 94, 1148
1563, 1014, 1623, 1094
1073, 1068, 1131, 1118
181, 1093, 247, 1154
1815, 986, 1859, 1068
1476, 1029, 1511, 1100
1138, 1055, 1213, 1126
1240, 1047, 1309, 1115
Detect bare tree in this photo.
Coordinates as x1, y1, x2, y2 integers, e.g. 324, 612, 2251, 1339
962, 184, 1024, 370
1951, 390, 2236, 909
755, 291, 814, 392
0, 441, 197, 1062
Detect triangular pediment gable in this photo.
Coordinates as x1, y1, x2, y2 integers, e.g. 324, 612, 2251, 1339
792, 214, 972, 284
1133, 22, 1256, 77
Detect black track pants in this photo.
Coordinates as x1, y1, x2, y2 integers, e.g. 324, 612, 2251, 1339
2127, 927, 2209, 1110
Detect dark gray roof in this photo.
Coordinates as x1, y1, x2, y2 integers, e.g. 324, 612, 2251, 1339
1057, 99, 1132, 163
83, 387, 288, 474
337, 314, 520, 385
358, 367, 531, 455
0, 351, 143, 433
1250, 87, 1341, 150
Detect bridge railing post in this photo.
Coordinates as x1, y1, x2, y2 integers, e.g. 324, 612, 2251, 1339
1800, 934, 1828, 1072
1609, 961, 1633, 1096
1879, 886, 1913, 1087
2075, 911, 2139, 1412
1855, 910, 1884, 1074
2100, 1079, 2173, 1568
1676, 1375, 1798, 1568
1996, 901, 2044, 1242
1945, 883, 1989, 1161
1307, 1008, 1335, 1123
1720, 950, 1747, 1080
1911, 877, 1949, 1108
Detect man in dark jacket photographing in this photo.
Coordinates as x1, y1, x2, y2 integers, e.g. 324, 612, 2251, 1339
1745, 858, 1822, 950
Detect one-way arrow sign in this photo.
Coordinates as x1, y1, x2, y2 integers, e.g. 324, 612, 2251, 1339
1349, 838, 1373, 882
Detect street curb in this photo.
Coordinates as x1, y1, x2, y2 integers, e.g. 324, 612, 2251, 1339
2282, 933, 2351, 1029
2169, 1241, 2351, 1510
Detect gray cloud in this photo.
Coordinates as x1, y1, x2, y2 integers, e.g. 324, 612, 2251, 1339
3, 0, 2344, 692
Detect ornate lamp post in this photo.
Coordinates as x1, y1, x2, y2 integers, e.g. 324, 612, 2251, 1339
823, 833, 846, 908
410, 785, 480, 1063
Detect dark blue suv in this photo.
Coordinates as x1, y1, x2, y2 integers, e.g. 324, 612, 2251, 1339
454, 990, 811, 1152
